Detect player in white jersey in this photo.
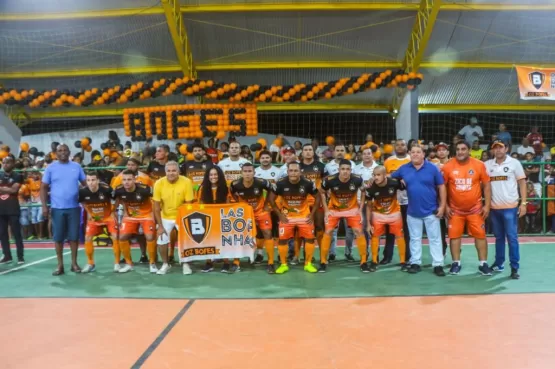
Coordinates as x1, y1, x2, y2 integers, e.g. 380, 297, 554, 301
218, 141, 250, 183
254, 150, 280, 183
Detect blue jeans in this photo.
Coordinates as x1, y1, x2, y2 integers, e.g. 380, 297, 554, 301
51, 208, 81, 243
329, 219, 354, 256
490, 208, 520, 270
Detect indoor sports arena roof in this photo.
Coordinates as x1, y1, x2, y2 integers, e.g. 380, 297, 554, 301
1, 0, 555, 121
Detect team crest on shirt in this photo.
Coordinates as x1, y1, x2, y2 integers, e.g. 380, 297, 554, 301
453, 170, 459, 175
299, 186, 305, 194
388, 187, 395, 195
136, 194, 142, 200
254, 188, 260, 195
99, 194, 105, 200
313, 166, 318, 171
468, 170, 474, 175
202, 164, 206, 169
349, 183, 356, 191
333, 187, 339, 191
271, 173, 275, 177
504, 167, 509, 172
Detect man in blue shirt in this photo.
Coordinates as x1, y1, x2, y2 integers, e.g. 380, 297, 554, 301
496, 123, 512, 151
40, 144, 86, 276
391, 144, 447, 276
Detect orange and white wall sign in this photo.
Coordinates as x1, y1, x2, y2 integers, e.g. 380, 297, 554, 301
516, 66, 555, 100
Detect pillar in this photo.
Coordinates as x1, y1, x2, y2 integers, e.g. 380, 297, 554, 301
394, 89, 419, 141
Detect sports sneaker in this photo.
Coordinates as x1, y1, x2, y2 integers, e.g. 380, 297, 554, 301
168, 256, 175, 264
407, 264, 421, 274
360, 263, 370, 273
317, 263, 327, 273
267, 264, 275, 274
149, 264, 159, 273
230, 264, 241, 273
113, 264, 122, 273
275, 264, 289, 274
139, 255, 149, 264
479, 263, 493, 276
201, 262, 213, 273
0, 257, 13, 264
304, 263, 318, 273
510, 268, 520, 280
290, 257, 300, 266
156, 263, 171, 275
17, 258, 25, 265
379, 258, 391, 265
491, 263, 505, 272
182, 263, 192, 275
328, 254, 336, 262
82, 264, 96, 273
345, 254, 355, 262
119, 264, 133, 273
221, 263, 231, 273
400, 263, 409, 272
433, 266, 446, 277
449, 263, 461, 275
254, 254, 264, 264
369, 262, 378, 272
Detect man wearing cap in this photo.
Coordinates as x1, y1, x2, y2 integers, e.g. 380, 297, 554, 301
276, 145, 298, 180
458, 117, 484, 145
485, 140, 527, 280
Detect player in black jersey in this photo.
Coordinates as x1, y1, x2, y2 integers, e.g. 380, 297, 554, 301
78, 172, 117, 273
230, 163, 276, 273
180, 143, 213, 196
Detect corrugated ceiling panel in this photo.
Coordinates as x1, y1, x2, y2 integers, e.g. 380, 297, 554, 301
1, 0, 160, 13
0, 15, 177, 72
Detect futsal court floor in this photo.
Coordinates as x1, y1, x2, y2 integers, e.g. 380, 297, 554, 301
1, 237, 554, 369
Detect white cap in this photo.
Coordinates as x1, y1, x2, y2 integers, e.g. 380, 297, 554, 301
470, 117, 478, 124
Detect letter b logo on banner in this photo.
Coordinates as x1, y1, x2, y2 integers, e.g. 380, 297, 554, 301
183, 212, 212, 244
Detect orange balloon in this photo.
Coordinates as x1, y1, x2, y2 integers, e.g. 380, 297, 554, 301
325, 136, 335, 146
81, 138, 90, 147
20, 142, 29, 152
216, 131, 226, 140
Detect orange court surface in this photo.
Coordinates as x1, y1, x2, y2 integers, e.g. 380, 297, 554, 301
1, 239, 554, 369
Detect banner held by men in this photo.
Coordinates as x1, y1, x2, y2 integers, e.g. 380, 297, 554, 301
177, 203, 256, 263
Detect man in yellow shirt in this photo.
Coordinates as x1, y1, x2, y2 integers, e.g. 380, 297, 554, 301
153, 161, 194, 275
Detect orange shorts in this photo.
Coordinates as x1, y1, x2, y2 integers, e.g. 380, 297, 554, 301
85, 219, 117, 237
372, 218, 403, 237
255, 211, 272, 231
121, 218, 156, 236
325, 213, 362, 232
448, 213, 486, 239
279, 221, 315, 240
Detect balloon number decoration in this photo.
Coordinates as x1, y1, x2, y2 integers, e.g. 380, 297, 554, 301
123, 104, 258, 141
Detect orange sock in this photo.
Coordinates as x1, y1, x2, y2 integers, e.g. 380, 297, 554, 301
112, 239, 121, 264
320, 233, 331, 263
397, 237, 406, 263
256, 238, 264, 250
356, 236, 367, 264
264, 239, 275, 265
304, 242, 315, 265
371, 237, 380, 263
233, 258, 240, 266
294, 236, 302, 258
147, 240, 157, 265
84, 240, 94, 265
278, 244, 288, 265
316, 230, 324, 249
120, 240, 133, 265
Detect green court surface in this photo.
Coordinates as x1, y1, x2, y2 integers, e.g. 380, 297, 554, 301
0, 243, 553, 300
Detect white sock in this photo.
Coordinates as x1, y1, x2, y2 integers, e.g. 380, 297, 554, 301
479, 260, 486, 266
257, 249, 264, 256
453, 260, 460, 265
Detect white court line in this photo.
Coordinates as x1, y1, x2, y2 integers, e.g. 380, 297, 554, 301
0, 251, 72, 276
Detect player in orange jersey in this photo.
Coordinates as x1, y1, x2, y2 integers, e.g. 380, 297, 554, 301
78, 171, 119, 273
111, 156, 152, 263
230, 163, 276, 273
365, 166, 407, 272
269, 161, 320, 274
442, 141, 492, 276
319, 159, 367, 273
114, 170, 157, 273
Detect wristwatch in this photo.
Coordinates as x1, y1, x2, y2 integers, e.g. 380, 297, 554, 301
521, 201, 528, 205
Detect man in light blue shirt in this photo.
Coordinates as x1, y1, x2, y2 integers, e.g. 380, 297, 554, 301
496, 123, 512, 150
40, 144, 86, 276
391, 144, 447, 276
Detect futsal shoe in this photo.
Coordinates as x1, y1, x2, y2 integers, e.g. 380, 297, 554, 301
379, 258, 391, 265
139, 255, 149, 264
479, 263, 493, 276
113, 264, 122, 273
156, 263, 171, 275
82, 264, 96, 273
360, 263, 370, 273
221, 263, 231, 273
304, 263, 318, 273
168, 256, 175, 265
149, 264, 159, 273
254, 254, 264, 264
317, 263, 328, 273
230, 264, 241, 273
275, 264, 289, 274
400, 263, 409, 272
510, 268, 520, 280
182, 262, 192, 275
267, 264, 275, 274
345, 254, 355, 262
119, 264, 133, 273
369, 262, 378, 272
449, 263, 461, 275
407, 264, 421, 274
201, 262, 213, 273
328, 254, 336, 262
0, 257, 12, 264
17, 258, 25, 265
491, 263, 505, 272
290, 256, 300, 265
